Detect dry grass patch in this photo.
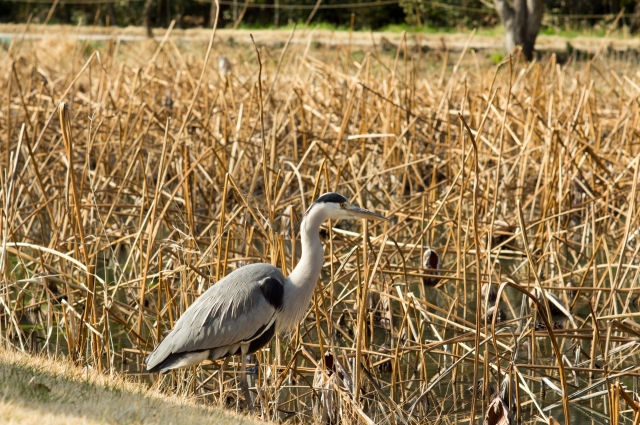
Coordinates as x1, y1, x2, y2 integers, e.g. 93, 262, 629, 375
0, 348, 264, 424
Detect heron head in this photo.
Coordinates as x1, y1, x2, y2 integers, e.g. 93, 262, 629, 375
312, 192, 387, 222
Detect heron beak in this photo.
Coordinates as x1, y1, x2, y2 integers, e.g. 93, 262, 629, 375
349, 205, 388, 221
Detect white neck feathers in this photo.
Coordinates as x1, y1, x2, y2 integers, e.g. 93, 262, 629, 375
278, 206, 326, 332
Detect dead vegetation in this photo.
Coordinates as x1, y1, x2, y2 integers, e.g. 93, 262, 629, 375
1, 25, 640, 424
0, 347, 263, 424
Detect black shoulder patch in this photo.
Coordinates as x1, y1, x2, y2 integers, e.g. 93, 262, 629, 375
247, 321, 276, 354
260, 277, 284, 310
315, 192, 348, 204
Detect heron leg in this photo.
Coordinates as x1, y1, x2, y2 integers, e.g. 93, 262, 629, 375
218, 357, 230, 407
240, 353, 254, 412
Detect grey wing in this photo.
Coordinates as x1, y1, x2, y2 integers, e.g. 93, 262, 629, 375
146, 263, 284, 371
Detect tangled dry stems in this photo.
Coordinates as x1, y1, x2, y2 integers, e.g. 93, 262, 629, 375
1, 27, 640, 424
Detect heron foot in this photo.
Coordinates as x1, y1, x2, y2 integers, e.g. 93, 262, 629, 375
240, 376, 254, 412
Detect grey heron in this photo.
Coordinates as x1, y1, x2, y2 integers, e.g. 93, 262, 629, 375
218, 56, 232, 81
146, 192, 387, 408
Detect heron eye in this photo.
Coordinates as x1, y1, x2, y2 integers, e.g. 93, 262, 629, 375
340, 202, 346, 209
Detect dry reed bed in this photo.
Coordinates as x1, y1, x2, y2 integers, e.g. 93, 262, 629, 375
1, 28, 640, 424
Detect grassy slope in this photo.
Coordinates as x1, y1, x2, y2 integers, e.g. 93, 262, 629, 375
0, 348, 264, 425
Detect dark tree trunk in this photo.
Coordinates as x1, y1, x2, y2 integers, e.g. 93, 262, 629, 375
233, 0, 238, 23
494, 0, 543, 61
177, 0, 185, 28
631, 0, 640, 34
610, 0, 620, 15
107, 3, 117, 26
142, 0, 153, 37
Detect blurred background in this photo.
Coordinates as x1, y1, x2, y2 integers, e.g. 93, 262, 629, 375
1, 0, 639, 36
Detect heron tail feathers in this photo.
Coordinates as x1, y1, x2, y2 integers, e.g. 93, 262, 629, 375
146, 349, 210, 374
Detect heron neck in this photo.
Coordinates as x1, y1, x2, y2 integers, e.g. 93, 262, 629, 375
281, 208, 325, 331
289, 209, 325, 291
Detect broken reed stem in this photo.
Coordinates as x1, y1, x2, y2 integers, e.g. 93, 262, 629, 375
58, 102, 95, 362
459, 112, 483, 422
249, 34, 274, 262
515, 200, 571, 424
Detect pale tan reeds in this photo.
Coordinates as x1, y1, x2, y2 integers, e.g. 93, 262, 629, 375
1, 26, 640, 424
